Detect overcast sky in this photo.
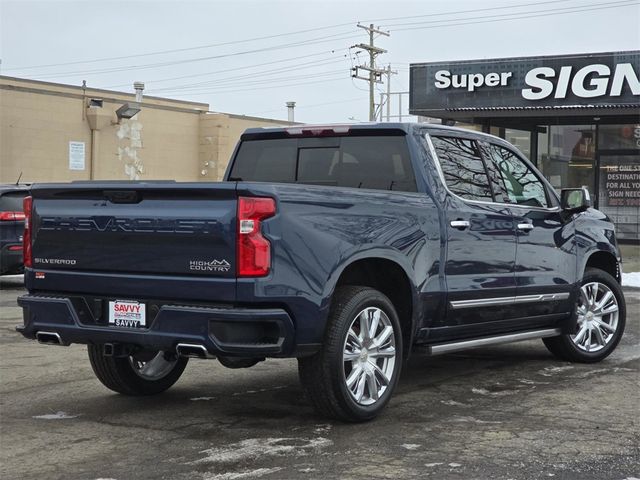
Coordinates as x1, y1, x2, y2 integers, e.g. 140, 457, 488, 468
1, 0, 639, 123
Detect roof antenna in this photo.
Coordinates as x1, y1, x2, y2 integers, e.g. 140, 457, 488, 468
15, 172, 23, 185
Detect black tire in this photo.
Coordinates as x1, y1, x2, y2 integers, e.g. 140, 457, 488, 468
543, 268, 626, 363
88, 345, 188, 395
298, 286, 403, 422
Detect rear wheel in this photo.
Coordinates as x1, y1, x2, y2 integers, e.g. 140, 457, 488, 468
298, 286, 402, 422
543, 268, 626, 363
88, 345, 188, 395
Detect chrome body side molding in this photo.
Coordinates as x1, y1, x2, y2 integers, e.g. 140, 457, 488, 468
450, 292, 570, 309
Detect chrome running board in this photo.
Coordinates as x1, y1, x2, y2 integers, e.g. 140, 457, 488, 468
426, 328, 562, 356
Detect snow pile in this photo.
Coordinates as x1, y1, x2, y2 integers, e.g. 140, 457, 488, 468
622, 271, 640, 288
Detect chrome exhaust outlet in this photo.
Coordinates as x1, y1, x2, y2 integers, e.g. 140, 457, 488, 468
176, 343, 212, 359
35, 331, 63, 345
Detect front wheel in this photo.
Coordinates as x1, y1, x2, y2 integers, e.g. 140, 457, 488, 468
298, 286, 403, 422
88, 345, 189, 395
543, 268, 626, 363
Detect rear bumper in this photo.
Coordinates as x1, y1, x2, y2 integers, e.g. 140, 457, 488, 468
17, 294, 297, 357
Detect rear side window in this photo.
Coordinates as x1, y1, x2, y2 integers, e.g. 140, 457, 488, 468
0, 191, 27, 211
230, 136, 417, 192
431, 136, 493, 202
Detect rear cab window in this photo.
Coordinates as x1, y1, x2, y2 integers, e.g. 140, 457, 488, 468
229, 134, 417, 193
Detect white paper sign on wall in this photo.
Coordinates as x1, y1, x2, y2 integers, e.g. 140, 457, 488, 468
69, 141, 85, 170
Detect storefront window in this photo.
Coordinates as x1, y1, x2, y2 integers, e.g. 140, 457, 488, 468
597, 124, 640, 242
538, 125, 596, 192
504, 128, 531, 159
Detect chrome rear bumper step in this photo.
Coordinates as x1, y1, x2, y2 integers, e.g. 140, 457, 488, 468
426, 328, 562, 356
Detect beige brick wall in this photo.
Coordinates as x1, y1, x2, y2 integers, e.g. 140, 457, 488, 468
0, 76, 294, 184
202, 112, 296, 180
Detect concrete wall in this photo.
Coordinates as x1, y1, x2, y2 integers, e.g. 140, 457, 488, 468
0, 76, 292, 184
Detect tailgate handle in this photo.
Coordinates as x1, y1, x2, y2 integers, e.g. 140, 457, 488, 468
104, 190, 141, 204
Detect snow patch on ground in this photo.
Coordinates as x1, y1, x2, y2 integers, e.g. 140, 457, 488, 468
538, 365, 574, 377
204, 468, 283, 480
193, 437, 333, 465
441, 399, 469, 406
401, 444, 421, 450
424, 463, 444, 467
448, 463, 462, 467
450, 416, 502, 424
622, 271, 640, 288
32, 411, 78, 420
190, 397, 216, 401
471, 387, 519, 397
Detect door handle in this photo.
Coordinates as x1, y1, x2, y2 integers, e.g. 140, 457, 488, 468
450, 220, 470, 230
517, 223, 534, 231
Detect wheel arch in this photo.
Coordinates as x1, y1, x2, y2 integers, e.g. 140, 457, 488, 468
329, 255, 419, 359
582, 250, 620, 283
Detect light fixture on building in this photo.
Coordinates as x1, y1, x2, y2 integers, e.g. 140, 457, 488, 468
115, 82, 145, 121
115, 102, 141, 120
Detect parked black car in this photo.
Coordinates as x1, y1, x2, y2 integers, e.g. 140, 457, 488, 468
1, 184, 30, 275
17, 124, 626, 421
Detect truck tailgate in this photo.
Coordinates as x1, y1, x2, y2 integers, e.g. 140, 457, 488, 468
30, 182, 237, 278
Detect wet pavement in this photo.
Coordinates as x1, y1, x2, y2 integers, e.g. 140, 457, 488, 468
1, 275, 638, 480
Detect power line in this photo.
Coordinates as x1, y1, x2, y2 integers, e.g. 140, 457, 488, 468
2, 0, 576, 73
10, 31, 362, 78
2, 22, 357, 72
389, 0, 639, 31
103, 50, 344, 89
147, 57, 351, 93
157, 76, 350, 96
150, 69, 349, 94
248, 97, 367, 116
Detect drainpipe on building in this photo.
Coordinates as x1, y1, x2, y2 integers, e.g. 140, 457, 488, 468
286, 101, 296, 122
85, 100, 111, 180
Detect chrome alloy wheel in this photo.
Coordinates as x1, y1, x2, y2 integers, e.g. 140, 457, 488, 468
129, 351, 178, 381
571, 282, 620, 353
342, 307, 397, 406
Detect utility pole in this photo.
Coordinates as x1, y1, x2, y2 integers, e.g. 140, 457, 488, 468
351, 23, 389, 121
384, 64, 397, 121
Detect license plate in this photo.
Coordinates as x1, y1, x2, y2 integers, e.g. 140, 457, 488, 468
108, 300, 146, 328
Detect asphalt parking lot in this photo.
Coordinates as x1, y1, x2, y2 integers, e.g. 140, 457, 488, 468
1, 276, 638, 480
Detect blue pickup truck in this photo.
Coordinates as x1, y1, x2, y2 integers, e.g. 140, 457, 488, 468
17, 123, 626, 421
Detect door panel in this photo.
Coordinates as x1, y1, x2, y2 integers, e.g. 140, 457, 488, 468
485, 142, 575, 318
429, 135, 517, 328
444, 199, 517, 326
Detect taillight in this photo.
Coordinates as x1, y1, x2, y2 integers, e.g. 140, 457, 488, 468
0, 211, 25, 221
23, 196, 32, 268
237, 196, 276, 277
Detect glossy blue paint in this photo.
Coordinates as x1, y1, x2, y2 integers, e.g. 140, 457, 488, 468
17, 123, 622, 357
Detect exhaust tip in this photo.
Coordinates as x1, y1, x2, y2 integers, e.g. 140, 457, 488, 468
176, 343, 211, 359
35, 331, 63, 345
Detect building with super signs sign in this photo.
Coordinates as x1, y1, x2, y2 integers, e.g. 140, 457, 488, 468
410, 51, 640, 242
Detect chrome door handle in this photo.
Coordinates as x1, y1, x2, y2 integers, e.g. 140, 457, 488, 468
450, 220, 470, 230
517, 223, 534, 231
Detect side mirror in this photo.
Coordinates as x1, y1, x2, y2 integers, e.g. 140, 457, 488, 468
561, 187, 591, 212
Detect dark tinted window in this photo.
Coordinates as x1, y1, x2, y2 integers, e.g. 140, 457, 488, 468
0, 191, 27, 211
488, 145, 549, 208
431, 136, 493, 201
229, 139, 296, 183
230, 135, 417, 192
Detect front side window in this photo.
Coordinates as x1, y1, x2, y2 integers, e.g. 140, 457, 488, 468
489, 145, 549, 208
431, 136, 493, 202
